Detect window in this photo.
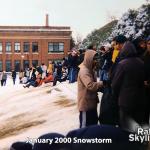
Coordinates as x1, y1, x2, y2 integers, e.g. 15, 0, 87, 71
6, 42, 11, 52
14, 42, 21, 52
32, 60, 38, 68
32, 42, 38, 53
59, 43, 64, 52
23, 60, 29, 70
53, 43, 59, 51
0, 42, 2, 53
23, 42, 30, 52
0, 61, 2, 71
48, 43, 53, 52
48, 42, 64, 53
6, 60, 11, 72
14, 60, 21, 72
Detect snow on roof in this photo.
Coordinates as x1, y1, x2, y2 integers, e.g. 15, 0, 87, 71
0, 26, 71, 32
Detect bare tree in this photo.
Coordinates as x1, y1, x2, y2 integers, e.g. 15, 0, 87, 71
75, 33, 83, 49
70, 37, 75, 50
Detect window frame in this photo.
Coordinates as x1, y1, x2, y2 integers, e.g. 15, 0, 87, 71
32, 42, 38, 53
6, 42, 12, 53
0, 60, 2, 71
23, 60, 29, 70
14, 60, 21, 72
48, 42, 64, 53
0, 42, 3, 53
6, 60, 12, 72
32, 60, 38, 68
23, 42, 30, 53
14, 42, 21, 53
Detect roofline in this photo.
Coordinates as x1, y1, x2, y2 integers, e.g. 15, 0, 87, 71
0, 25, 71, 30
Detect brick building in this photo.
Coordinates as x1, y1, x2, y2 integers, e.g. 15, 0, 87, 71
0, 15, 72, 72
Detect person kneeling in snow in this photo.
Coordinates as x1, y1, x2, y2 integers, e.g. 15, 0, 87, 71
53, 67, 68, 86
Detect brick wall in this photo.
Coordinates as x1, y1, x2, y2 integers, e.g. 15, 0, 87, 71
0, 28, 71, 71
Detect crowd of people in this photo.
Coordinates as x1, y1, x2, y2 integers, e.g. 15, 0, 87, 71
0, 49, 84, 88
77, 35, 150, 150
79, 35, 150, 130
20, 50, 85, 88
3, 35, 150, 150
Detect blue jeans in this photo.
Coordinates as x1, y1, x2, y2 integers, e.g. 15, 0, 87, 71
100, 70, 109, 81
26, 81, 36, 87
69, 67, 77, 83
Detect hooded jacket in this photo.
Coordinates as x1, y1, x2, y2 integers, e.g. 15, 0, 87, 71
111, 41, 145, 111
2, 72, 7, 80
143, 51, 150, 81
77, 50, 102, 111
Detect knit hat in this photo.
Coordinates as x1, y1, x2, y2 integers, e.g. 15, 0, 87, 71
33, 133, 66, 150
10, 142, 33, 150
114, 35, 127, 44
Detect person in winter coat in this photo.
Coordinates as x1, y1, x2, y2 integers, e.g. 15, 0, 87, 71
66, 125, 144, 150
110, 35, 127, 80
23, 73, 42, 88
78, 49, 85, 65
68, 50, 79, 83
78, 50, 103, 128
143, 36, 150, 87
25, 67, 36, 84
19, 69, 24, 83
132, 37, 146, 58
43, 73, 53, 83
54, 62, 62, 78
0, 72, 2, 86
99, 35, 127, 125
112, 41, 148, 132
41, 63, 47, 79
53, 67, 68, 86
12, 70, 17, 85
143, 36, 150, 121
1, 71, 7, 86
10, 142, 32, 150
47, 61, 54, 75
62, 57, 69, 68
24, 68, 30, 80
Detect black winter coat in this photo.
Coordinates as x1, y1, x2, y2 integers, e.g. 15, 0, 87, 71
12, 71, 16, 79
112, 41, 146, 111
143, 51, 150, 82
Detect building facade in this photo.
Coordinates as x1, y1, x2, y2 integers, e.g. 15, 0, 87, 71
0, 16, 72, 72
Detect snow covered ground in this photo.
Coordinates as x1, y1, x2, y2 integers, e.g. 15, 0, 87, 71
1, 76, 150, 149
0, 75, 103, 150
0, 75, 81, 149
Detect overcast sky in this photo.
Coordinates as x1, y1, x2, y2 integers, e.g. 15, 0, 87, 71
0, 0, 146, 39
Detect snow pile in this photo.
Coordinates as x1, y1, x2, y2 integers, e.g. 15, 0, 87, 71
0, 77, 78, 149
110, 3, 150, 39
0, 76, 102, 149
